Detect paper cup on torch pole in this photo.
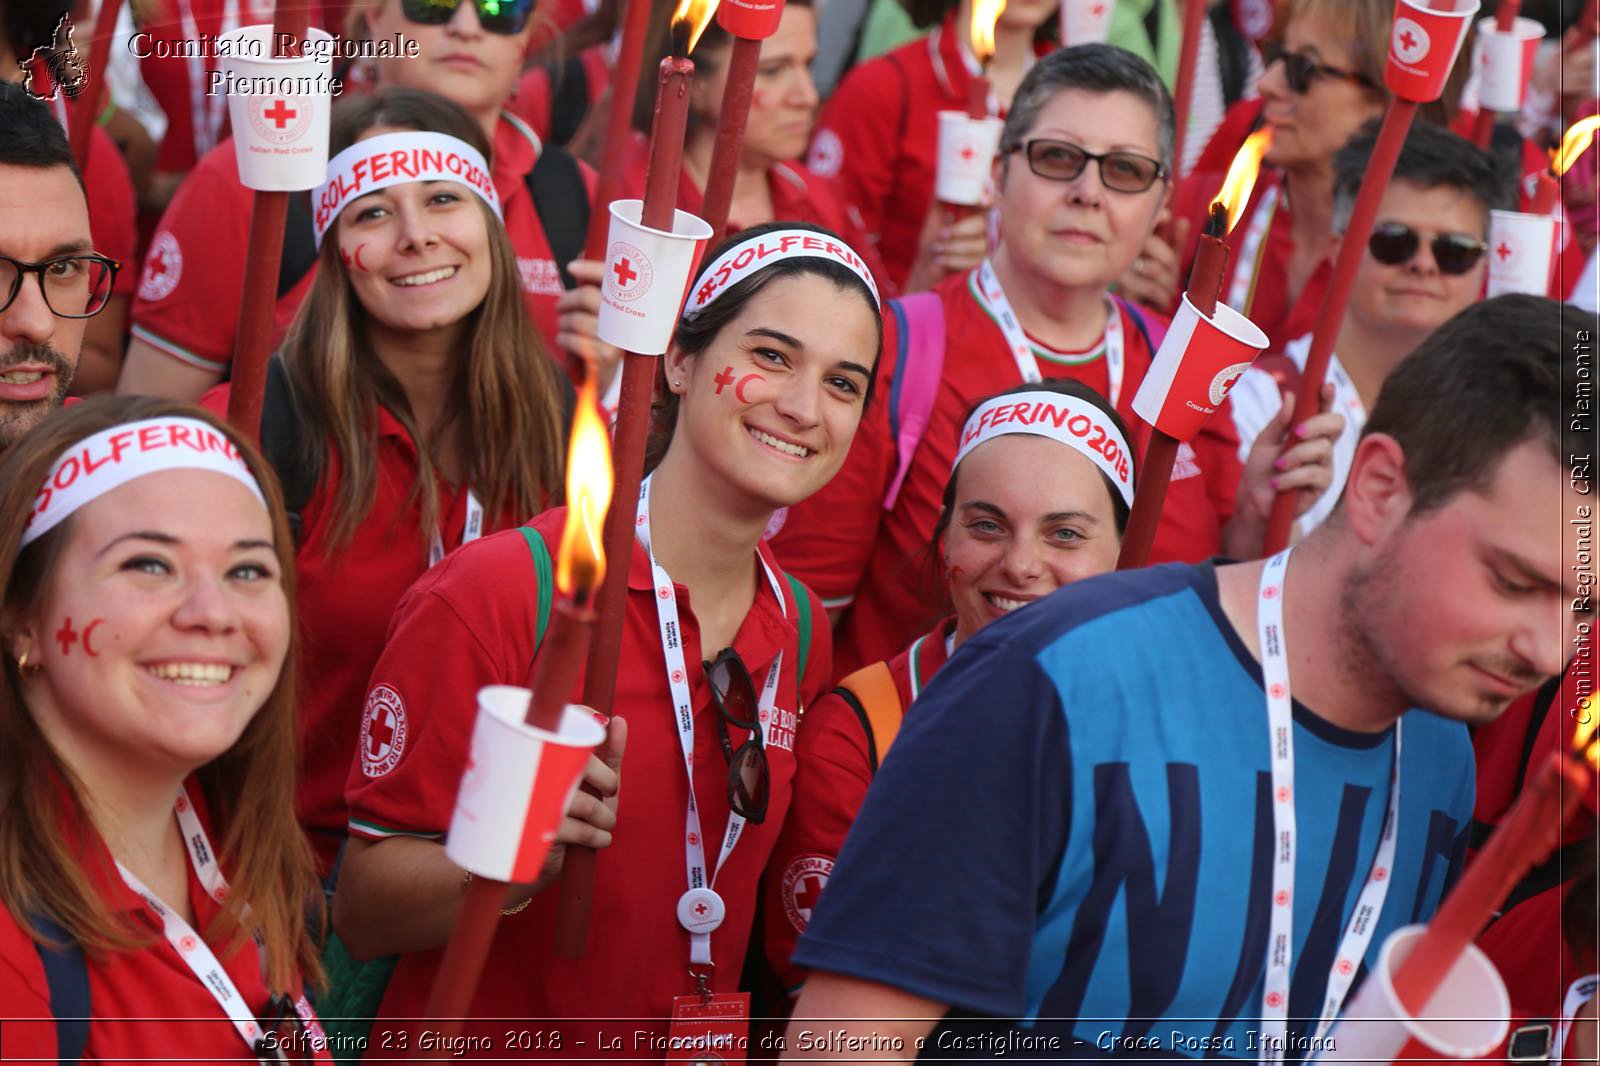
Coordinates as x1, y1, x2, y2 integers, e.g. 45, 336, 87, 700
1476, 16, 1546, 112
717, 0, 786, 39
218, 25, 333, 191
1132, 295, 1269, 442
1059, 0, 1114, 45
1384, 0, 1480, 104
1486, 209, 1558, 297
936, 111, 1004, 206
1314, 924, 1509, 1063
596, 200, 715, 356
445, 687, 606, 884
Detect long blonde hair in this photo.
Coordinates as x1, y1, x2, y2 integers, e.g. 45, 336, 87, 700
279, 88, 566, 553
0, 396, 323, 993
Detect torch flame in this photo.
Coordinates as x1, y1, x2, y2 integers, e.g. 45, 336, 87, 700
555, 373, 613, 598
1574, 696, 1600, 774
671, 0, 723, 55
1214, 129, 1272, 232
969, 0, 1006, 66
1553, 116, 1600, 178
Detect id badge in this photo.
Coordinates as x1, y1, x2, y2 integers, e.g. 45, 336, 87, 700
667, 991, 750, 1066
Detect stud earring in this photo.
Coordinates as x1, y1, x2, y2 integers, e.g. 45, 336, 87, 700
15, 647, 39, 674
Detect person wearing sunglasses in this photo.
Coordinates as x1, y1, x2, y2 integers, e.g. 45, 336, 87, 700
770, 45, 1341, 679
0, 396, 330, 1063
1229, 119, 1499, 536
336, 221, 881, 1056
119, 0, 594, 405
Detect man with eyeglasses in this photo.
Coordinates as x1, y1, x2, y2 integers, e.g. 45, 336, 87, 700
1228, 119, 1500, 535
0, 83, 120, 453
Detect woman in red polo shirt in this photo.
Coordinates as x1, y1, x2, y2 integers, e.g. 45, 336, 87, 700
335, 221, 882, 1056
0, 396, 328, 1062
202, 88, 569, 876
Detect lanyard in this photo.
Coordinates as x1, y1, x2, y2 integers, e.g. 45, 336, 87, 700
427, 488, 483, 568
972, 260, 1125, 407
114, 785, 267, 1055
178, 0, 238, 159
1553, 974, 1600, 1066
1227, 183, 1280, 316
636, 474, 785, 968
1256, 550, 1401, 1063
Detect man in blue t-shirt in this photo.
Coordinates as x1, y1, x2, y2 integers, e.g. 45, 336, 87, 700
784, 294, 1594, 1061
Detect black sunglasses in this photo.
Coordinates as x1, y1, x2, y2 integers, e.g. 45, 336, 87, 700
399, 0, 536, 34
1263, 42, 1377, 95
705, 648, 769, 825
0, 253, 120, 318
1010, 139, 1167, 194
1367, 221, 1487, 275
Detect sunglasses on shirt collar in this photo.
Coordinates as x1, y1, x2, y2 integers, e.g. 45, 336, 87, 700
399, 0, 536, 35
1366, 221, 1487, 275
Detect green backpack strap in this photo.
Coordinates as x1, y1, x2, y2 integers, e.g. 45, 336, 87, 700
519, 526, 554, 646
784, 573, 813, 686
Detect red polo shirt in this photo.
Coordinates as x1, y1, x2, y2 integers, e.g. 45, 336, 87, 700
761, 617, 953, 996
131, 112, 588, 375
199, 384, 526, 874
0, 786, 331, 1063
768, 268, 1242, 678
343, 511, 832, 1052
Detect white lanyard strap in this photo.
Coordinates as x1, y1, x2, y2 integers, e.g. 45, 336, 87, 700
1553, 974, 1599, 1066
427, 488, 483, 568
1257, 550, 1401, 1063
636, 475, 786, 967
1227, 183, 1279, 314
114, 785, 265, 1054
972, 260, 1124, 407
178, 0, 237, 159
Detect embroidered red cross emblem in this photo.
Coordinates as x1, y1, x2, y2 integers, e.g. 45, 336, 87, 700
612, 258, 638, 287
794, 873, 826, 916
1496, 242, 1513, 261
148, 248, 170, 277
263, 100, 297, 128
714, 366, 736, 393
366, 707, 395, 756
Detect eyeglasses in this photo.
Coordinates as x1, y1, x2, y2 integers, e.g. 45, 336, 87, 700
705, 648, 769, 825
1009, 139, 1167, 194
1367, 221, 1487, 275
1263, 42, 1378, 95
0, 254, 120, 318
399, 0, 536, 35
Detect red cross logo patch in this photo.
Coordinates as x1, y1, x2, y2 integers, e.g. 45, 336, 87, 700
138, 231, 183, 302
781, 855, 834, 931
360, 684, 409, 778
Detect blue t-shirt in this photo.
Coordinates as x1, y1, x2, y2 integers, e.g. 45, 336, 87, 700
794, 563, 1474, 1060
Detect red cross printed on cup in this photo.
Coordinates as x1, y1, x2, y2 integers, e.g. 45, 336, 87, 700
263, 100, 297, 128
612, 258, 639, 288
959, 143, 976, 162
1496, 242, 1513, 262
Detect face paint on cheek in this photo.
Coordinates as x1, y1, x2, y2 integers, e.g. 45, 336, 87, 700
339, 243, 371, 272
734, 373, 771, 404
713, 366, 737, 395
54, 617, 79, 656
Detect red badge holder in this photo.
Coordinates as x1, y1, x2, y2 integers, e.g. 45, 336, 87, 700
669, 972, 751, 1066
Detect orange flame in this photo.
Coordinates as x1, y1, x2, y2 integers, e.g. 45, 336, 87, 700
1575, 696, 1600, 774
1214, 129, 1272, 232
556, 373, 613, 597
969, 0, 1006, 66
672, 0, 723, 54
1554, 116, 1600, 178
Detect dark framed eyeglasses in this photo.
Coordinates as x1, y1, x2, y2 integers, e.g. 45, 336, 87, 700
399, 0, 537, 35
1367, 221, 1487, 275
705, 648, 769, 825
1263, 42, 1378, 95
1009, 139, 1167, 194
0, 254, 120, 318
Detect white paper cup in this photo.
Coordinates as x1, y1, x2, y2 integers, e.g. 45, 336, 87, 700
935, 112, 1004, 206
1132, 294, 1269, 442
596, 200, 714, 355
1060, 0, 1114, 45
445, 687, 605, 884
1477, 16, 1546, 112
1487, 209, 1557, 297
218, 25, 333, 191
1314, 924, 1510, 1063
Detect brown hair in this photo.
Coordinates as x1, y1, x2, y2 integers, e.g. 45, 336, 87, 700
278, 88, 566, 554
0, 395, 322, 993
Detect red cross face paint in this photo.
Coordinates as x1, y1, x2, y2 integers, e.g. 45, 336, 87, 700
711, 365, 772, 405
338, 242, 371, 273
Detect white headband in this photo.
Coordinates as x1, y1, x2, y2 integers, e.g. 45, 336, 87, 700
23, 418, 267, 547
311, 131, 501, 246
953, 391, 1135, 507
682, 229, 881, 319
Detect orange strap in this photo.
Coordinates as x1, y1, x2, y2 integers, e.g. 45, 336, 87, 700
838, 660, 904, 767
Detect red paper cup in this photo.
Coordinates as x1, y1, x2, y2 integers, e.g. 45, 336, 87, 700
1477, 16, 1545, 112
1059, 0, 1113, 45
935, 111, 1004, 206
717, 0, 785, 39
597, 199, 714, 355
445, 687, 606, 884
1317, 925, 1510, 1063
1131, 294, 1269, 442
1486, 208, 1558, 297
1384, 0, 1480, 104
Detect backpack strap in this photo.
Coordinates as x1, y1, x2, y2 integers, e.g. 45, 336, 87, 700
833, 661, 903, 772
527, 143, 590, 290
882, 291, 946, 510
31, 912, 89, 1065
278, 191, 318, 301
783, 573, 814, 688
259, 357, 321, 548
1112, 294, 1166, 356
518, 526, 556, 647
546, 54, 591, 147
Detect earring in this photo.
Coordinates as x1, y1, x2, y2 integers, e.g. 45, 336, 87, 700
15, 647, 39, 674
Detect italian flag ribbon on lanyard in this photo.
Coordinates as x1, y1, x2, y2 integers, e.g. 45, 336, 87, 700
972, 259, 1125, 408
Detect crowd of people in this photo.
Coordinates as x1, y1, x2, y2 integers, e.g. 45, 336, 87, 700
0, 0, 1596, 1061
